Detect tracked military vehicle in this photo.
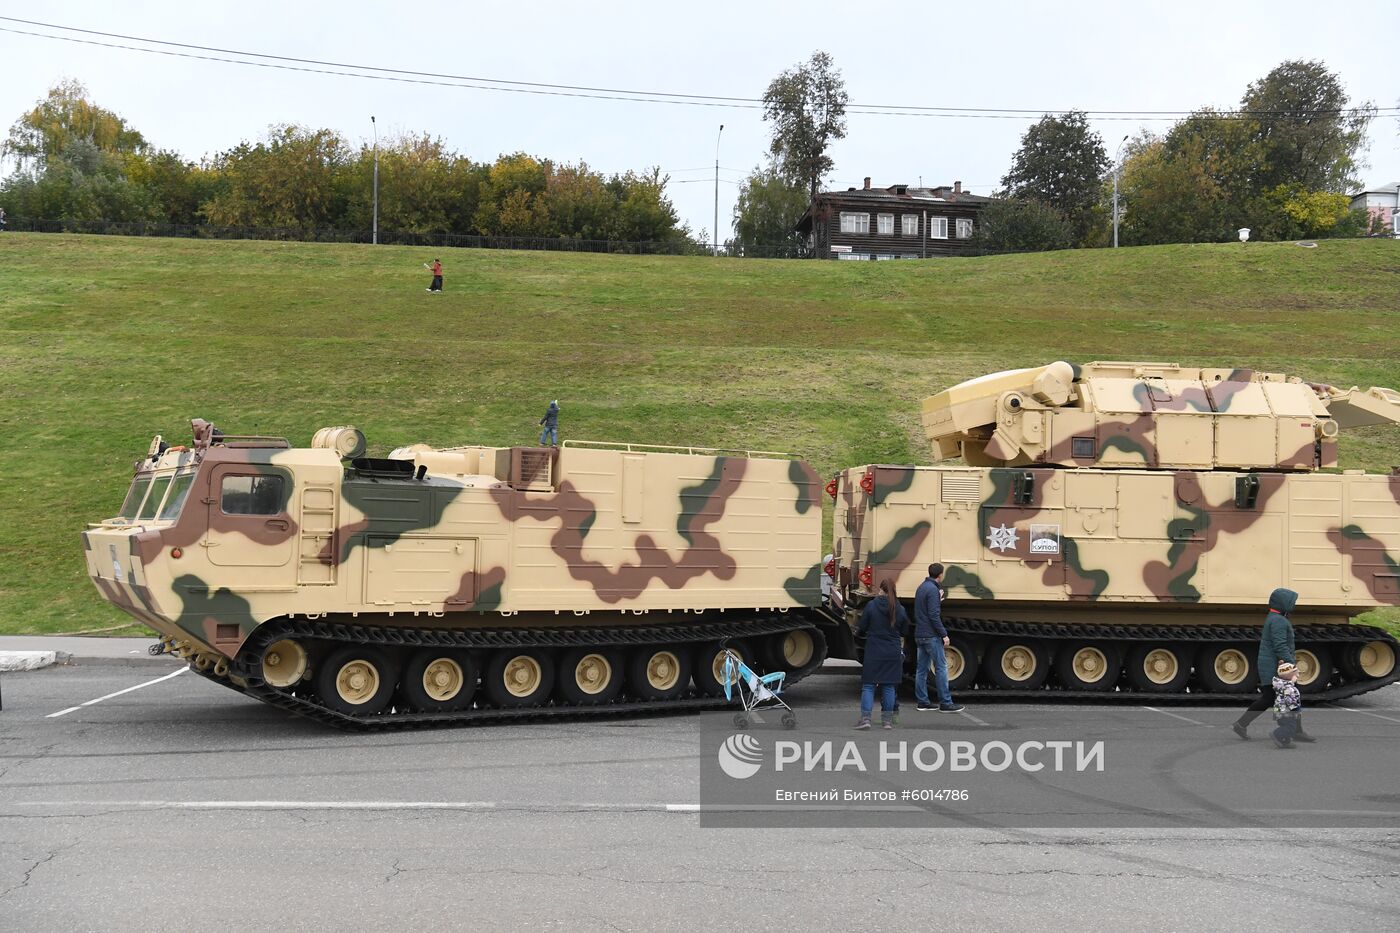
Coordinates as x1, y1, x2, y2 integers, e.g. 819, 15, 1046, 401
830, 361, 1400, 700
83, 420, 836, 727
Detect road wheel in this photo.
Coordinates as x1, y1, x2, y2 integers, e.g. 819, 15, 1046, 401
400, 649, 477, 712
316, 645, 398, 716
1053, 642, 1121, 691
555, 648, 623, 705
945, 637, 979, 691
484, 649, 555, 707
762, 629, 816, 671
1125, 644, 1191, 693
1196, 644, 1256, 694
981, 639, 1049, 690
628, 645, 690, 700
693, 641, 749, 696
1341, 640, 1397, 681
261, 638, 308, 688
1294, 646, 1333, 694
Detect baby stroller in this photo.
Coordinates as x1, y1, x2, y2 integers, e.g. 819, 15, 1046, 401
720, 640, 797, 729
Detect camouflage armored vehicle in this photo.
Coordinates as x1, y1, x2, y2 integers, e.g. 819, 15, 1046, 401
83, 420, 835, 726
830, 361, 1400, 700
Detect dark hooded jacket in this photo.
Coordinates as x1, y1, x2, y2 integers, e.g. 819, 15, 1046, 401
540, 401, 559, 428
857, 595, 908, 684
1258, 587, 1297, 686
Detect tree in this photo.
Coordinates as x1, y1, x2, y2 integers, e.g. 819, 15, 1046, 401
1118, 133, 1231, 245
762, 51, 848, 199
1241, 60, 1374, 193
472, 152, 551, 236
604, 168, 684, 243
124, 150, 218, 224
201, 125, 352, 229
3, 79, 147, 170
969, 198, 1072, 253
341, 134, 483, 235
729, 166, 809, 257
1001, 111, 1108, 246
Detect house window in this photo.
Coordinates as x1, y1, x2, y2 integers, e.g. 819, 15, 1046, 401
956, 218, 974, 239
840, 212, 870, 234
901, 215, 919, 236
877, 214, 894, 235
837, 252, 872, 261
929, 217, 948, 239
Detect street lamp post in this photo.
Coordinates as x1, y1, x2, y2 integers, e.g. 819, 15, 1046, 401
714, 124, 724, 257
1112, 134, 1128, 248
371, 116, 379, 246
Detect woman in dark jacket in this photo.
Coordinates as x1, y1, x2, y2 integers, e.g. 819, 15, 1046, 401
855, 578, 909, 730
1232, 587, 1313, 742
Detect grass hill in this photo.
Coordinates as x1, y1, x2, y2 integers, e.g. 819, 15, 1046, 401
1, 233, 1397, 636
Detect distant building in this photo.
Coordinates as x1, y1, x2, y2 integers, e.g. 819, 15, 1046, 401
795, 177, 991, 260
1350, 182, 1400, 235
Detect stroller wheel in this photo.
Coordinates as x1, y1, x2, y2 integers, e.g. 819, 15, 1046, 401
733, 713, 751, 730
781, 712, 797, 730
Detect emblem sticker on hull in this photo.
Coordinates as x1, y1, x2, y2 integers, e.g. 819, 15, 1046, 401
1029, 524, 1061, 555
987, 524, 1020, 553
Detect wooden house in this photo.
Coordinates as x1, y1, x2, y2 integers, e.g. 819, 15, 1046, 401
796, 178, 991, 259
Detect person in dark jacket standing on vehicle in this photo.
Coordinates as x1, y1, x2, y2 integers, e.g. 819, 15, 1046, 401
1232, 587, 1314, 742
538, 400, 560, 446
855, 578, 908, 730
914, 563, 964, 712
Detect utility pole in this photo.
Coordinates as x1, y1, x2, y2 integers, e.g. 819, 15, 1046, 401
714, 124, 724, 256
1112, 135, 1128, 248
371, 116, 379, 246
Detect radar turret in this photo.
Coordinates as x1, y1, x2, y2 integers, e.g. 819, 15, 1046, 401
922, 361, 1400, 471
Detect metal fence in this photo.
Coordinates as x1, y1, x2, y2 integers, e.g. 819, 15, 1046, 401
1, 216, 812, 258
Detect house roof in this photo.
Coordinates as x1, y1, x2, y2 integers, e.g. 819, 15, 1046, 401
795, 183, 992, 231
816, 186, 993, 205
1352, 182, 1400, 196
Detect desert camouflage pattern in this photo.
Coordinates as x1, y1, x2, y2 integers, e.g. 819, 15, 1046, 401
834, 361, 1400, 623
83, 422, 824, 661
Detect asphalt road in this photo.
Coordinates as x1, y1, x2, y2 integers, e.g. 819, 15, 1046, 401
3, 662, 1399, 932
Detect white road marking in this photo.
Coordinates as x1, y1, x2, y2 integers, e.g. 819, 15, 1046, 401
13, 800, 699, 813
1328, 705, 1400, 725
1142, 705, 1215, 728
46, 665, 189, 718
957, 710, 989, 726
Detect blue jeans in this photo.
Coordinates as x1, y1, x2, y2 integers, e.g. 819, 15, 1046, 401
539, 425, 557, 445
915, 638, 953, 707
860, 683, 896, 719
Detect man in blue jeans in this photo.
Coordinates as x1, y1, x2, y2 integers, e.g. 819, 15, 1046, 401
914, 563, 964, 712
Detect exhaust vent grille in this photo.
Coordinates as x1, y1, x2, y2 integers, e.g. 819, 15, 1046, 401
940, 473, 981, 503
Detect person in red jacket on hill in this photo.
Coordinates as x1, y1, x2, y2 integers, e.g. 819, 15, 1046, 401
424, 258, 443, 293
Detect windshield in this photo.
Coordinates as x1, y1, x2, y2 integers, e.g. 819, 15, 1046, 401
119, 476, 152, 520
157, 472, 197, 521
137, 475, 173, 522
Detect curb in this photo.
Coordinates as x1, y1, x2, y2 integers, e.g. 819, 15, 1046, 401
0, 650, 74, 672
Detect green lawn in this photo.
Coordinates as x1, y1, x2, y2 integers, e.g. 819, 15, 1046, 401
1, 233, 1397, 636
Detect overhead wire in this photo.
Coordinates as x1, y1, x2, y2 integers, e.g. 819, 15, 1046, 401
2, 16, 1395, 122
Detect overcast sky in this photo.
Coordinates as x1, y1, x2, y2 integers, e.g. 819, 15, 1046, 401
1, 0, 1396, 241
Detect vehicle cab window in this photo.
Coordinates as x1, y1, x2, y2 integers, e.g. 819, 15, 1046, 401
221, 475, 285, 515
137, 476, 172, 521
119, 476, 152, 520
